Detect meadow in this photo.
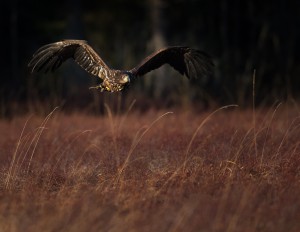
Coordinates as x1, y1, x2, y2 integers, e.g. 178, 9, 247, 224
0, 103, 299, 231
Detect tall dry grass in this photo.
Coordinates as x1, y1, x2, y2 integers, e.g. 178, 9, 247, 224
0, 103, 300, 231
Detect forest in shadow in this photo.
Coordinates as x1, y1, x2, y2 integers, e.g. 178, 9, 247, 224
1, 0, 300, 116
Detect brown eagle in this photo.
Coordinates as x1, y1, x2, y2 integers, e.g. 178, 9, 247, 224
28, 40, 214, 92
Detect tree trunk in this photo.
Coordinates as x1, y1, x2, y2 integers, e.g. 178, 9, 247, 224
146, 0, 167, 99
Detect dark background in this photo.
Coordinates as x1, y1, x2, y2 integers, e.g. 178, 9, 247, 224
1, 0, 300, 116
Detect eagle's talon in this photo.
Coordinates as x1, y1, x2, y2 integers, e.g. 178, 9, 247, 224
89, 85, 107, 92
89, 85, 101, 90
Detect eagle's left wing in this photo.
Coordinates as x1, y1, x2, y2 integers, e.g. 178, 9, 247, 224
130, 46, 214, 79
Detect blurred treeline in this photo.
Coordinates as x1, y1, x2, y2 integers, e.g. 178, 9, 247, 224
1, 0, 300, 116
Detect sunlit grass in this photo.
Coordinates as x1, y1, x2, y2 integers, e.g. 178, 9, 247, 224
0, 104, 300, 231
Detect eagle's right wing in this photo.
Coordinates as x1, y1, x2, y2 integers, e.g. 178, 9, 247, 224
28, 40, 110, 79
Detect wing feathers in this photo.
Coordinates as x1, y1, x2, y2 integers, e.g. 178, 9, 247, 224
187, 51, 213, 77
185, 57, 198, 79
28, 40, 110, 79
131, 46, 213, 80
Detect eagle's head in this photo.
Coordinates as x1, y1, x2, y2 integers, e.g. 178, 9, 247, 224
94, 71, 132, 92
119, 71, 132, 85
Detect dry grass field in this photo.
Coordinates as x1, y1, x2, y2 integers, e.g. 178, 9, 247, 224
0, 104, 300, 231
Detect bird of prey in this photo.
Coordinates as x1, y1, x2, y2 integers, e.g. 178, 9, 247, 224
28, 40, 214, 92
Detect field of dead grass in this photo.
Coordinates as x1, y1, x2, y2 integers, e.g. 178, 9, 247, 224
0, 104, 300, 231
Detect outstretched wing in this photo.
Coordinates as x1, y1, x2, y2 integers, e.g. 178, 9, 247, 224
28, 40, 110, 78
130, 46, 214, 79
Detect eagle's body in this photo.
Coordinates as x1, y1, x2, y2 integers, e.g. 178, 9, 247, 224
28, 40, 214, 92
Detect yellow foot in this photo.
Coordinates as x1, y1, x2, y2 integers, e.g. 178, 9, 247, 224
89, 85, 106, 92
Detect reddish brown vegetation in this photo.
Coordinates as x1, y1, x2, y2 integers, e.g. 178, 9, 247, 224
0, 105, 300, 231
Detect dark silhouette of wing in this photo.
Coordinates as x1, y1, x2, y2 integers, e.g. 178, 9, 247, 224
28, 40, 110, 78
130, 46, 214, 79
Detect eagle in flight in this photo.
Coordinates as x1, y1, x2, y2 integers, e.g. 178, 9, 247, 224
28, 40, 214, 92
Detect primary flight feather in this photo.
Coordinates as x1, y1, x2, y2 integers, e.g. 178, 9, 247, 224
28, 40, 214, 92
